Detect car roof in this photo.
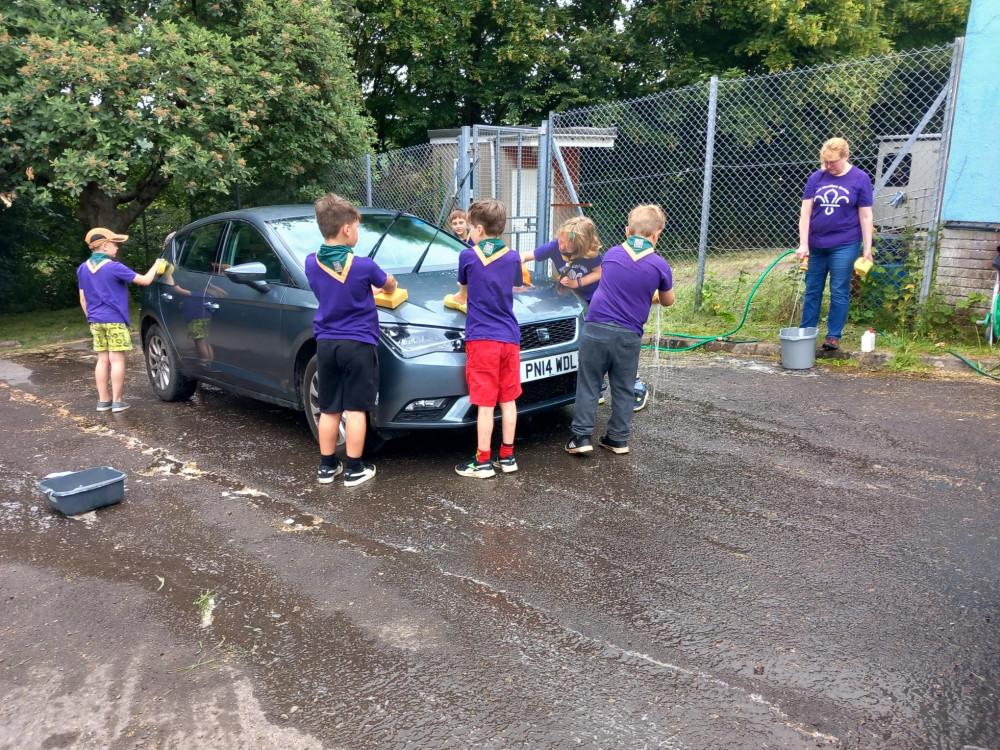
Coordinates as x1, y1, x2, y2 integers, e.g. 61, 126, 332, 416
185, 204, 405, 225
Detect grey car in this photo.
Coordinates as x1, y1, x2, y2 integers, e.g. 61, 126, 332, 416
139, 205, 584, 442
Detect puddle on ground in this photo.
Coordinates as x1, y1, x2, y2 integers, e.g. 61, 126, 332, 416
0, 358, 33, 385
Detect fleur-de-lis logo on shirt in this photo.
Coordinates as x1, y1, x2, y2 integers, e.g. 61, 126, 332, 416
814, 185, 851, 215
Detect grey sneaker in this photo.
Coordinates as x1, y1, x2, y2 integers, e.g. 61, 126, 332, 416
599, 434, 629, 454
317, 460, 343, 484
492, 455, 518, 473
455, 458, 496, 478
111, 401, 130, 413
565, 435, 593, 454
344, 461, 376, 487
633, 379, 648, 412
96, 400, 112, 412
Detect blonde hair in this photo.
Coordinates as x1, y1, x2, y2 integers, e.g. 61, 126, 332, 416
820, 137, 850, 162
627, 204, 666, 238
315, 193, 361, 239
467, 199, 507, 238
557, 216, 600, 261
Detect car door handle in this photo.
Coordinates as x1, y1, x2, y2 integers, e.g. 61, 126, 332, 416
204, 301, 220, 311
160, 293, 173, 301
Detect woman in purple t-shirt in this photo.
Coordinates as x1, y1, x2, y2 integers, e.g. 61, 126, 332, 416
795, 137, 874, 350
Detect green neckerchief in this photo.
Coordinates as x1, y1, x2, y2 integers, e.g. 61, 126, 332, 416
317, 244, 353, 273
476, 238, 508, 257
624, 236, 654, 253
89, 252, 112, 265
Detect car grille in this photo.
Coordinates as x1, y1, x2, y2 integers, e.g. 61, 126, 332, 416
520, 318, 577, 351
518, 371, 577, 406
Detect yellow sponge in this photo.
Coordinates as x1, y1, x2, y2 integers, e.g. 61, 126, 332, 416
374, 287, 408, 309
443, 293, 467, 314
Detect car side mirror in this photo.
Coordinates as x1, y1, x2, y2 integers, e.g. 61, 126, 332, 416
225, 262, 270, 292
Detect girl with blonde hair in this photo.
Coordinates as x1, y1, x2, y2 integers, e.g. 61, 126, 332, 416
521, 216, 603, 301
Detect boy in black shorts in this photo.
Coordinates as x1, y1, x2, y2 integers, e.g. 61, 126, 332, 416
304, 194, 397, 486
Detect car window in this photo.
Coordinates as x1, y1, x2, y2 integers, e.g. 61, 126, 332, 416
268, 214, 467, 274
176, 223, 225, 274
221, 222, 286, 284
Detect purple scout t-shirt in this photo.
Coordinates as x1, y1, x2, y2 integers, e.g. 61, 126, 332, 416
533, 239, 603, 302
457, 245, 522, 344
586, 244, 673, 336
802, 166, 873, 249
77, 260, 138, 325
304, 253, 388, 346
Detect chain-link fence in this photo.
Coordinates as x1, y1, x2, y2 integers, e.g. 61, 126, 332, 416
296, 44, 961, 339
549, 44, 960, 335
324, 141, 461, 227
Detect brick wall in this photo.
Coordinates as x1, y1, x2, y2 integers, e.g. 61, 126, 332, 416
936, 225, 1000, 310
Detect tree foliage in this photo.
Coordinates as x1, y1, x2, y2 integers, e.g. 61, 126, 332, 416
350, 0, 969, 147
0, 0, 370, 232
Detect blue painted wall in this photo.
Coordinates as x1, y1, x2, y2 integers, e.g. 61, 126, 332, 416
941, 0, 1000, 224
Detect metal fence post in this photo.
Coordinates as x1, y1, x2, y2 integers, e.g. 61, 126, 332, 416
364, 154, 373, 207
535, 118, 552, 248
694, 76, 719, 311
458, 126, 472, 209
921, 36, 964, 301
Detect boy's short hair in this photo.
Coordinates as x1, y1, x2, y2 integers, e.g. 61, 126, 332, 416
557, 216, 600, 260
449, 208, 467, 223
627, 204, 666, 238
467, 199, 507, 238
315, 193, 361, 239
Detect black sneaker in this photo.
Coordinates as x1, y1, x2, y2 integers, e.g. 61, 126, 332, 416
492, 455, 518, 474
455, 458, 496, 478
317, 460, 343, 484
565, 435, 593, 454
344, 461, 376, 487
599, 435, 629, 454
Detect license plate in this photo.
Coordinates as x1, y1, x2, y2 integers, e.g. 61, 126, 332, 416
521, 351, 578, 383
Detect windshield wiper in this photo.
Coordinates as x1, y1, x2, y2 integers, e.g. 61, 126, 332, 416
412, 158, 480, 275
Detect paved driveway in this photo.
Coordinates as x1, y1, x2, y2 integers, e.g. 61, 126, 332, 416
1, 343, 997, 749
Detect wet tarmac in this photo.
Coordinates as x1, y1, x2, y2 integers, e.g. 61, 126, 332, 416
1, 342, 997, 749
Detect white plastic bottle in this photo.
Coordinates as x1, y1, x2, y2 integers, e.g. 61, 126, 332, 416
861, 329, 876, 353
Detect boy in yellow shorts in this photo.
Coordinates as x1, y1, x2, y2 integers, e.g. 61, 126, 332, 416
77, 228, 161, 412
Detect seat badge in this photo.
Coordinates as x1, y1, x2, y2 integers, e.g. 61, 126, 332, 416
537, 327, 550, 343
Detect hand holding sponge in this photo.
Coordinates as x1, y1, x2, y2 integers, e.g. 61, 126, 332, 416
444, 293, 467, 314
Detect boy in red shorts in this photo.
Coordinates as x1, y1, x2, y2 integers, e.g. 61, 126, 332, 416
452, 199, 522, 478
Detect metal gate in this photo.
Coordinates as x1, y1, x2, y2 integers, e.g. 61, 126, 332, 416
468, 125, 542, 253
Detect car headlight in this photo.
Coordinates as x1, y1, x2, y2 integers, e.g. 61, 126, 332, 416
381, 324, 465, 358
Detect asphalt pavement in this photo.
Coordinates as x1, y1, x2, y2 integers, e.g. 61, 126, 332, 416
1, 342, 997, 749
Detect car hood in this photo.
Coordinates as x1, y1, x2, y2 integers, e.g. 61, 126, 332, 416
377, 270, 583, 328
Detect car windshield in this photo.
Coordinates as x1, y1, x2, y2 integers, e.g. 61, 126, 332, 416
268, 214, 467, 275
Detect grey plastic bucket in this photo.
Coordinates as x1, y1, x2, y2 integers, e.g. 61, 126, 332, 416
778, 327, 818, 369
37, 466, 125, 515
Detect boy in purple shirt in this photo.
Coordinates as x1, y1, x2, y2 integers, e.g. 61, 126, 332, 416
304, 194, 397, 487
452, 199, 523, 478
566, 204, 674, 456
77, 227, 161, 413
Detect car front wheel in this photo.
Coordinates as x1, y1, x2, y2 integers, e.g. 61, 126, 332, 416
144, 323, 198, 402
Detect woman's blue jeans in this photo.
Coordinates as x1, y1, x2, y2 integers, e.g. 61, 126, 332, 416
800, 241, 861, 340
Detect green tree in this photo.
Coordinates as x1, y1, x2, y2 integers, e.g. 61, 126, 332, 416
350, 0, 626, 147
624, 0, 969, 88
0, 0, 371, 233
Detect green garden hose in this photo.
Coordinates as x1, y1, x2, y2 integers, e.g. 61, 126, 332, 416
643, 249, 796, 353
